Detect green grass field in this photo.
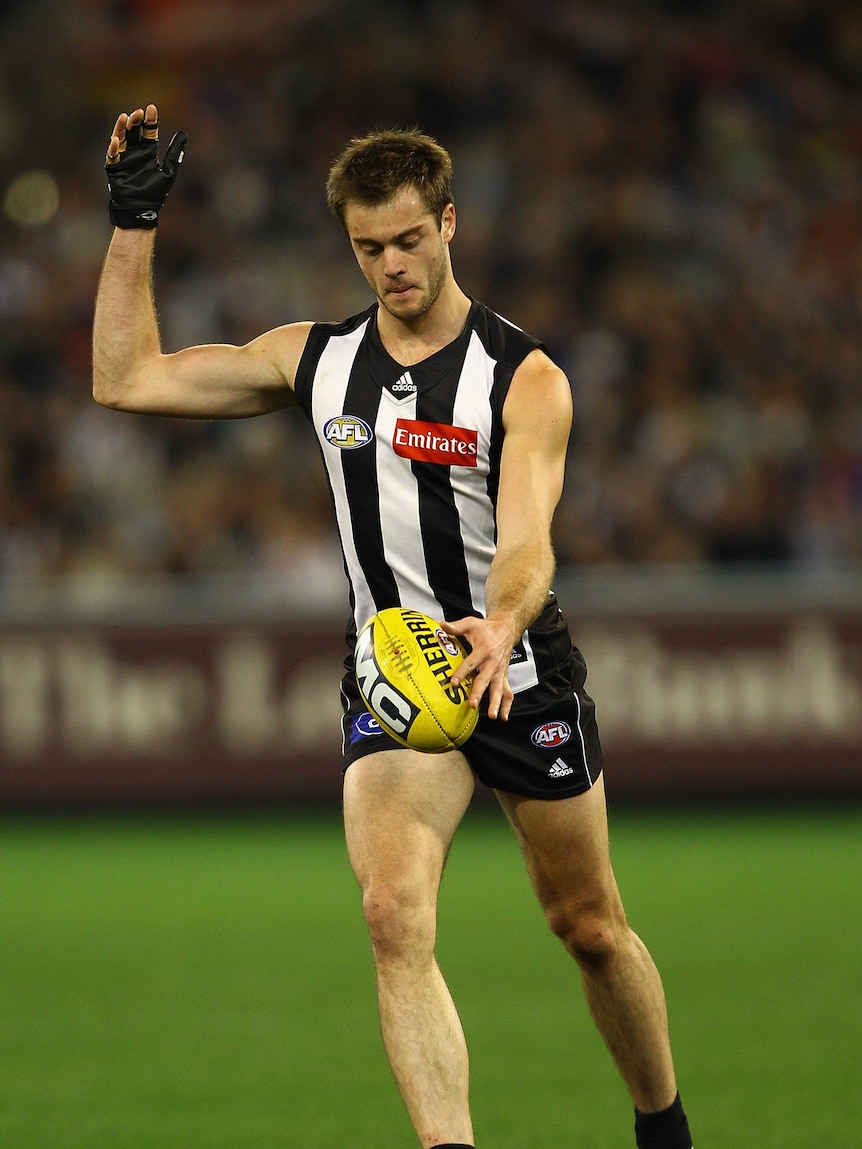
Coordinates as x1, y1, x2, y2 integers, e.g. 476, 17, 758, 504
1, 804, 860, 1148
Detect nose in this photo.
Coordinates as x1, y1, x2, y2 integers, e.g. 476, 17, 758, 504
383, 245, 406, 279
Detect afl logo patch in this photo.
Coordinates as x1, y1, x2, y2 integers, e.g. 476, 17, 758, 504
531, 720, 571, 749
435, 628, 460, 657
324, 415, 373, 450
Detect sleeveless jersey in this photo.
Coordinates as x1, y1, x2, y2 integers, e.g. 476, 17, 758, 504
293, 298, 548, 694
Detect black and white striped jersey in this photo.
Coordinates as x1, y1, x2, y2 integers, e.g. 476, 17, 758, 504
294, 298, 549, 693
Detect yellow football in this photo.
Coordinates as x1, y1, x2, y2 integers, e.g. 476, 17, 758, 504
355, 607, 479, 753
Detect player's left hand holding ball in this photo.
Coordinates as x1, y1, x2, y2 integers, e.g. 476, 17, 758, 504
105, 103, 187, 229
441, 614, 516, 722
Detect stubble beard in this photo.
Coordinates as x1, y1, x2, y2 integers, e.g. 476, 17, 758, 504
378, 246, 449, 323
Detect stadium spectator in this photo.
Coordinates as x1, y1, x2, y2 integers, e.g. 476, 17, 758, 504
1, 0, 861, 588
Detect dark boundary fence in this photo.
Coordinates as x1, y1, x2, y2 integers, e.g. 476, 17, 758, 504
1, 569, 860, 805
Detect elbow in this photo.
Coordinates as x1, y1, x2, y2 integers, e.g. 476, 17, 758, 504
92, 368, 135, 411
92, 353, 167, 413
92, 376, 119, 409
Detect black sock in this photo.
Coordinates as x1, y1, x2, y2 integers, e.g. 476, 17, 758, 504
431, 1144, 475, 1148
634, 1093, 693, 1149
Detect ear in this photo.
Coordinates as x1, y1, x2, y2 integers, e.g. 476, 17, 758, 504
441, 202, 456, 243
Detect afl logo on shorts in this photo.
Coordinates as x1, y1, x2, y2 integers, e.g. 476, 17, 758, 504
324, 415, 373, 450
531, 720, 571, 749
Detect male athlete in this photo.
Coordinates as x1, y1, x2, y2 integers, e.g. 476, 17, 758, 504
93, 105, 695, 1149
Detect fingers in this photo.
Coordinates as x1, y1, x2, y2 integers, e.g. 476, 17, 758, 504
106, 105, 159, 162
142, 103, 159, 141
442, 615, 514, 721
467, 660, 513, 721
462, 661, 511, 720
441, 617, 475, 692
106, 112, 129, 163
487, 672, 514, 722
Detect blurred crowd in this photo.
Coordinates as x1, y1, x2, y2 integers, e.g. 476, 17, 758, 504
1, 0, 862, 592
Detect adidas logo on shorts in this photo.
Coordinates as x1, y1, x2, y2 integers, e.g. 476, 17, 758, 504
548, 758, 574, 778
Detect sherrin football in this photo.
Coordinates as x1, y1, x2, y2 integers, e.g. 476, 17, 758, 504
355, 607, 479, 753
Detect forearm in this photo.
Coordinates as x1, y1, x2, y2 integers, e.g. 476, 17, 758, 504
484, 537, 555, 640
445, 538, 555, 720
92, 228, 160, 406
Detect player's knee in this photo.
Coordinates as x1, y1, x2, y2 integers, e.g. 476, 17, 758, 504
545, 899, 623, 969
361, 882, 434, 962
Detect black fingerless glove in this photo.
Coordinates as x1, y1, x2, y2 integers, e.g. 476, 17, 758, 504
106, 120, 188, 229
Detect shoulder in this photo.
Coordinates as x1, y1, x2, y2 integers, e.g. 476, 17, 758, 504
292, 305, 377, 400
470, 301, 546, 368
503, 348, 572, 435
224, 321, 315, 401
250, 320, 314, 371
281, 305, 376, 409
260, 306, 376, 364
238, 306, 375, 397
302, 305, 377, 353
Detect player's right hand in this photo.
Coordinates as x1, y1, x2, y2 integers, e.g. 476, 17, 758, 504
106, 104, 187, 230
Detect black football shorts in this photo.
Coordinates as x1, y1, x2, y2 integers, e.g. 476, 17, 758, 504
340, 603, 603, 801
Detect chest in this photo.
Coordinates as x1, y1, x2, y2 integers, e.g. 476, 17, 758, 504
311, 327, 503, 481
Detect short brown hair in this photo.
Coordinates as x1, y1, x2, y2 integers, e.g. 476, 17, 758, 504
326, 128, 454, 229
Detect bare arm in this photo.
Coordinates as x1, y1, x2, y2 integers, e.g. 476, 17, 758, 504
93, 105, 309, 419
444, 348, 572, 719
93, 227, 309, 417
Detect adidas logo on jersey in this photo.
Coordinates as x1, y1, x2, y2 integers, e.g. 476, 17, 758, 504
548, 758, 574, 779
390, 371, 416, 394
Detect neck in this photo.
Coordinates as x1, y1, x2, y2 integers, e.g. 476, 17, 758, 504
376, 279, 472, 366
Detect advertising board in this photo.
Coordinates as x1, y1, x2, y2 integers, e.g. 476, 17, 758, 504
1, 601, 860, 803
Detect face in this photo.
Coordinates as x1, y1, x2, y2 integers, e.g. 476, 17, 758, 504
345, 185, 456, 322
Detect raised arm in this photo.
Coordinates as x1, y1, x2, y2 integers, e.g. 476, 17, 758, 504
93, 105, 309, 419
444, 348, 572, 719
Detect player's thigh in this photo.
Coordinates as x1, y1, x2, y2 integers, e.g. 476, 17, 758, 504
343, 747, 475, 896
495, 774, 622, 915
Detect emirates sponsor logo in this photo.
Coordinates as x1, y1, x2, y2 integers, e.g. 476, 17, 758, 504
393, 419, 478, 466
